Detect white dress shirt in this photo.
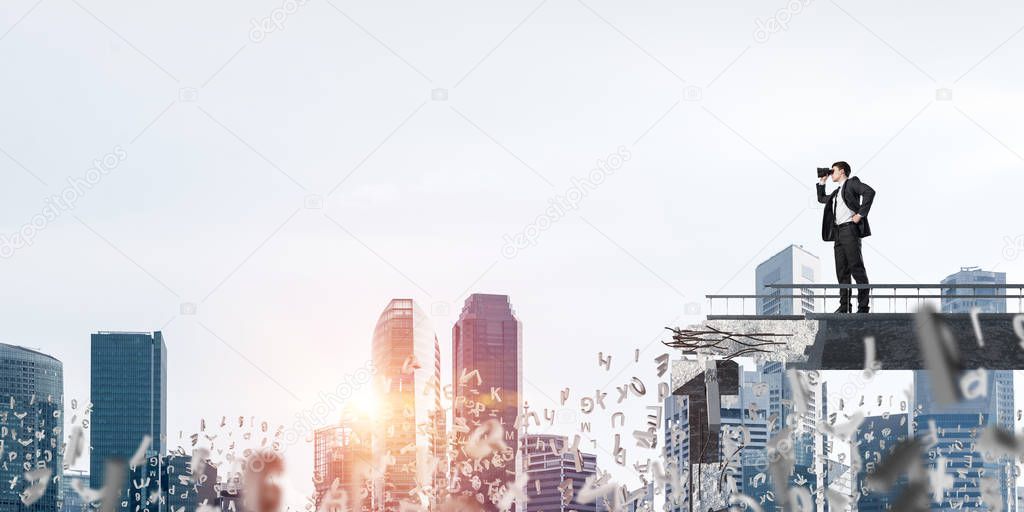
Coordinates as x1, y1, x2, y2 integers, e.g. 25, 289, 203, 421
833, 180, 856, 225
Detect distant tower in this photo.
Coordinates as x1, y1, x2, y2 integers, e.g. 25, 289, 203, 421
941, 266, 1007, 313
163, 452, 218, 511
371, 299, 445, 512
855, 414, 911, 511
523, 434, 598, 512
914, 370, 1015, 510
721, 369, 772, 503
61, 470, 90, 512
0, 343, 64, 512
90, 331, 167, 510
662, 393, 689, 512
314, 418, 373, 512
784, 376, 828, 511
622, 483, 654, 512
759, 361, 786, 436
451, 294, 523, 512
755, 245, 820, 315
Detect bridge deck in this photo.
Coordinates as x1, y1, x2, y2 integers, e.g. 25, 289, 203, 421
680, 313, 1024, 370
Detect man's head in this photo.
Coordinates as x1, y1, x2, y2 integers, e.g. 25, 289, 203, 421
831, 161, 851, 182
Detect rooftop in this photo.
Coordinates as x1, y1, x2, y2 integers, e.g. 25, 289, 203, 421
0, 342, 62, 363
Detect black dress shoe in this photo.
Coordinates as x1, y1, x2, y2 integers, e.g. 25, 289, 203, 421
856, 309, 870, 314
834, 305, 852, 314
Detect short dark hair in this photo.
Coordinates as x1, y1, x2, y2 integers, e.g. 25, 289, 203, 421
832, 161, 851, 176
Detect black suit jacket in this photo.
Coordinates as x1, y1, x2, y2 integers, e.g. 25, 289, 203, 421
817, 176, 875, 241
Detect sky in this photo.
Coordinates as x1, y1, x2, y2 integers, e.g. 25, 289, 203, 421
3, 0, 1024, 506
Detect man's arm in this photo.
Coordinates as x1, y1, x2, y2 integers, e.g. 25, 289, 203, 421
816, 181, 829, 204
853, 179, 876, 216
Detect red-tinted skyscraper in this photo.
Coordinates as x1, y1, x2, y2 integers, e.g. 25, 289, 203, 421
451, 294, 523, 511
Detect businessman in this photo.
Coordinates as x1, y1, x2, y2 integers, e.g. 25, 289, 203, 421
817, 161, 876, 313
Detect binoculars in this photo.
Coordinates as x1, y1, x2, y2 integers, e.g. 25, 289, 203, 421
816, 167, 833, 178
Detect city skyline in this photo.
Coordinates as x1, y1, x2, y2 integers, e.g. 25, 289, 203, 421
7, 300, 1024, 511
6, 1, 1024, 511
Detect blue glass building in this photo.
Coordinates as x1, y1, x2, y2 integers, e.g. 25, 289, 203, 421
60, 470, 89, 511
940, 266, 1007, 313
720, 368, 771, 505
856, 414, 911, 511
90, 331, 167, 511
0, 343, 64, 512
914, 370, 1014, 510
163, 453, 218, 511
663, 394, 689, 512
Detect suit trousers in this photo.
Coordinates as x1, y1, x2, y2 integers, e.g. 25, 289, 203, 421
834, 223, 870, 310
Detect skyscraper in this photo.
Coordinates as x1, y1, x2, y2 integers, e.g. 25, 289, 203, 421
783, 375, 828, 511
522, 434, 598, 512
371, 299, 445, 512
621, 483, 654, 512
941, 266, 1007, 313
451, 294, 522, 512
755, 245, 820, 315
61, 470, 89, 512
314, 417, 373, 512
705, 362, 791, 511
914, 370, 1015, 510
759, 361, 785, 437
662, 394, 689, 512
164, 453, 218, 511
720, 369, 771, 506
133, 455, 164, 512
90, 331, 167, 510
0, 343, 64, 512
856, 414, 911, 511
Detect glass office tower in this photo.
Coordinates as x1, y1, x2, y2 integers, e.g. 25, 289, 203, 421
371, 300, 445, 512
523, 434, 598, 512
90, 331, 167, 511
755, 245, 820, 315
163, 453, 218, 511
61, 470, 89, 511
663, 394, 689, 512
914, 370, 1014, 510
451, 294, 523, 512
940, 266, 1007, 313
856, 414, 911, 511
0, 343, 64, 512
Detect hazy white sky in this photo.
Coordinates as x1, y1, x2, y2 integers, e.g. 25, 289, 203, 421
3, 0, 1024, 504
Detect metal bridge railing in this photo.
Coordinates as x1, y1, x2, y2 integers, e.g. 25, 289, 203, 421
705, 283, 1024, 317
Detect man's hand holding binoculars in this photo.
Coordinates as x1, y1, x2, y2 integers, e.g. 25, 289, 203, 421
817, 166, 833, 185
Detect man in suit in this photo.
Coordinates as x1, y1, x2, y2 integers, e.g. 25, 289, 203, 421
817, 161, 876, 313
